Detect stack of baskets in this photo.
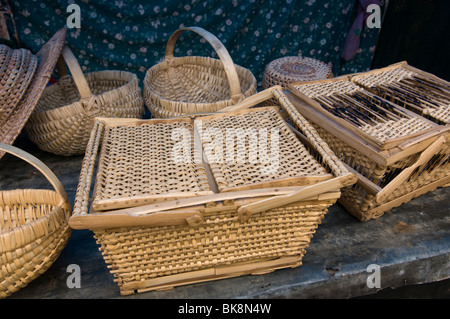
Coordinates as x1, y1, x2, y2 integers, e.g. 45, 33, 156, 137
286, 70, 450, 221
25, 46, 145, 156
69, 87, 356, 295
144, 27, 257, 118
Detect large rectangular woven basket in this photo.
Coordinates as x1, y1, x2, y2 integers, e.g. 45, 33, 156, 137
286, 76, 450, 221
69, 87, 355, 295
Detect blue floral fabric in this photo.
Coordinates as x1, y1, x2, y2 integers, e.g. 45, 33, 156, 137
10, 0, 383, 88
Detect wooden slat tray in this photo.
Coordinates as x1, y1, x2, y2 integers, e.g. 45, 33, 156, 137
288, 77, 441, 151
350, 61, 450, 125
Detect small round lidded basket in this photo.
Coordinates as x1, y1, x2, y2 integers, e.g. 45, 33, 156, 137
144, 26, 257, 118
262, 55, 333, 91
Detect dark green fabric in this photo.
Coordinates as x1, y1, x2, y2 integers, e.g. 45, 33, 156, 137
10, 0, 382, 87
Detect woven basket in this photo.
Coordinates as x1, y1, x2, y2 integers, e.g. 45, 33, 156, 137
0, 45, 38, 127
262, 56, 333, 91
25, 46, 144, 156
143, 26, 257, 118
69, 87, 355, 295
0, 28, 66, 160
287, 76, 450, 221
0, 143, 72, 298
261, 55, 332, 107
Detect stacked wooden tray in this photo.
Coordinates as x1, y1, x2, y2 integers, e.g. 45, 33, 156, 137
69, 87, 355, 295
286, 75, 450, 221
350, 62, 450, 125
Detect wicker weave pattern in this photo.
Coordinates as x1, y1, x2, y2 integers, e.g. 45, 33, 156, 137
0, 28, 66, 160
351, 63, 450, 124
262, 56, 333, 90
197, 107, 329, 192
94, 202, 328, 295
310, 121, 450, 221
92, 119, 212, 209
291, 80, 437, 145
25, 45, 144, 156
0, 46, 38, 126
26, 71, 144, 156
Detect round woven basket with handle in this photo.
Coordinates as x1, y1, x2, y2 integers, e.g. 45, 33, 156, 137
144, 26, 257, 118
25, 46, 144, 156
0, 143, 72, 298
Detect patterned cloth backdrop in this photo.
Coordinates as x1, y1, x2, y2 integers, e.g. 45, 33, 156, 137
9, 0, 383, 89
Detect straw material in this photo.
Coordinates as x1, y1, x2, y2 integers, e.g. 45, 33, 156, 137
262, 56, 333, 90
287, 76, 450, 221
0, 143, 72, 298
351, 62, 450, 125
0, 45, 38, 127
25, 46, 144, 156
69, 87, 355, 295
0, 28, 66, 160
144, 27, 256, 118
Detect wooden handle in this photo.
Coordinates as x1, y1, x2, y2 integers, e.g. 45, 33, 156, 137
165, 26, 243, 102
0, 143, 69, 207
57, 45, 92, 99
237, 173, 357, 221
69, 209, 204, 230
218, 86, 282, 113
375, 135, 446, 204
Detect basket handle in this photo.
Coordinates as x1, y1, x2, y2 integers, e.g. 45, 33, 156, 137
0, 143, 70, 208
165, 26, 243, 103
56, 45, 92, 99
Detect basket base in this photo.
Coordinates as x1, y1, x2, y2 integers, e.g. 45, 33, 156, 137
340, 174, 450, 221
119, 256, 303, 296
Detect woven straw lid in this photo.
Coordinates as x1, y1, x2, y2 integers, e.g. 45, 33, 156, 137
0, 27, 66, 159
262, 56, 333, 90
0, 45, 39, 127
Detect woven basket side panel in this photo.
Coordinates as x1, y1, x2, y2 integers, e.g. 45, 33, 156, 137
0, 190, 71, 298
0, 223, 71, 298
94, 203, 330, 291
382, 142, 450, 203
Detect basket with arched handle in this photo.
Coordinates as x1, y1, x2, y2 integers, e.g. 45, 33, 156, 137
143, 26, 257, 118
0, 143, 72, 298
25, 46, 144, 156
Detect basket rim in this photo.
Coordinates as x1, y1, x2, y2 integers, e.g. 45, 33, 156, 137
143, 56, 257, 107
0, 188, 70, 254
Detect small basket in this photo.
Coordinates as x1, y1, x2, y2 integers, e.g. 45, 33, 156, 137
287, 76, 450, 221
0, 143, 72, 298
25, 46, 144, 156
350, 61, 450, 125
143, 26, 257, 118
69, 87, 355, 295
262, 56, 333, 91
